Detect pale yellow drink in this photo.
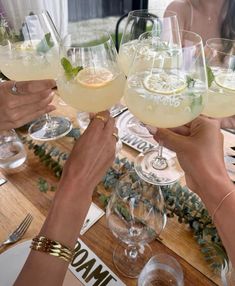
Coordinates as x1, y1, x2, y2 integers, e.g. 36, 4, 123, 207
202, 67, 235, 118
118, 39, 182, 76
0, 41, 59, 80
124, 70, 206, 128
57, 67, 126, 112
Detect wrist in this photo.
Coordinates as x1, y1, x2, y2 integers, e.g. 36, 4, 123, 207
39, 180, 93, 249
196, 168, 234, 216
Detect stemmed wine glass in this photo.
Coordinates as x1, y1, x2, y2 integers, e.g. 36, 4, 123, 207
118, 9, 180, 139
58, 30, 125, 113
202, 38, 235, 118
124, 30, 208, 185
0, 10, 72, 141
106, 171, 166, 278
58, 30, 125, 153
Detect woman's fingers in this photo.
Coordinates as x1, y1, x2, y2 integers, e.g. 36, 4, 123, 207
11, 79, 56, 94
7, 90, 55, 109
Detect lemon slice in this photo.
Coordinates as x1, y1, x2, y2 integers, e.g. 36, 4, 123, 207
215, 72, 235, 91
76, 67, 113, 88
143, 73, 187, 95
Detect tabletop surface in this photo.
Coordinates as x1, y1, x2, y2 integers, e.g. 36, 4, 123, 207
1, 95, 234, 286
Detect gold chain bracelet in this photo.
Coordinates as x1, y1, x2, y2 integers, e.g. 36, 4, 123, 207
30, 236, 75, 263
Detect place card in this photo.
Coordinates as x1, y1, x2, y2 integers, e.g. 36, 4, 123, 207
116, 110, 176, 158
80, 203, 105, 235
69, 238, 126, 286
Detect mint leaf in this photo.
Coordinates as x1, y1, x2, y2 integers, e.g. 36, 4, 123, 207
186, 75, 196, 88
206, 66, 215, 87
36, 32, 54, 54
61, 57, 83, 80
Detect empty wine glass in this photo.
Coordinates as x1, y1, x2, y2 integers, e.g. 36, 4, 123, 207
118, 9, 180, 139
106, 171, 166, 278
124, 30, 207, 185
0, 10, 72, 141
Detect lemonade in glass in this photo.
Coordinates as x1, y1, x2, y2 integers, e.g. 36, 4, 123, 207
58, 32, 125, 112
202, 38, 235, 118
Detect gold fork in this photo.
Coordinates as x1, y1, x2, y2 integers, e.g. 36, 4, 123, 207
0, 214, 33, 248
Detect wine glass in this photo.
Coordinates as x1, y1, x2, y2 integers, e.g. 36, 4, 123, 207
58, 31, 125, 113
0, 10, 72, 141
202, 38, 235, 118
106, 171, 166, 278
118, 9, 180, 139
124, 30, 208, 185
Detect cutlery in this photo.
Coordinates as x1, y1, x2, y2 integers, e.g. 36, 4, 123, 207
0, 214, 33, 248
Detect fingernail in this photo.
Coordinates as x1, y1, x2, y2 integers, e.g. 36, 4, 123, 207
49, 91, 55, 97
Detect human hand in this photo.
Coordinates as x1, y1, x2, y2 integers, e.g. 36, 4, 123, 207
218, 115, 235, 129
0, 80, 56, 131
153, 116, 230, 195
59, 111, 117, 194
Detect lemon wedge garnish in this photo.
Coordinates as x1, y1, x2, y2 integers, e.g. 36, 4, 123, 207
215, 72, 235, 91
143, 73, 187, 95
76, 67, 113, 88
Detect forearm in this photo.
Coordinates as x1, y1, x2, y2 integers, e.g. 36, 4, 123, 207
197, 175, 235, 267
14, 182, 93, 286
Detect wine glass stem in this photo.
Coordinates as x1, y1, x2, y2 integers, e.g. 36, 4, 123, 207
45, 113, 52, 124
152, 140, 168, 170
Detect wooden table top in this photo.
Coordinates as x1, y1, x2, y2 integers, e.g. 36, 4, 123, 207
1, 96, 234, 286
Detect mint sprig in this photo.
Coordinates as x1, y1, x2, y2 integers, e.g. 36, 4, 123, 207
36, 32, 54, 54
206, 66, 215, 87
186, 75, 196, 88
61, 57, 83, 80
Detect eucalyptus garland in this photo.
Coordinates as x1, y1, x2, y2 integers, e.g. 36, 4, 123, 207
21, 133, 227, 272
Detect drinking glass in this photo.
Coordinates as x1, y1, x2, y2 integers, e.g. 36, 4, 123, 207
0, 10, 72, 140
58, 31, 126, 113
106, 171, 166, 278
138, 253, 184, 286
202, 38, 235, 118
0, 129, 27, 169
124, 30, 208, 185
118, 9, 180, 139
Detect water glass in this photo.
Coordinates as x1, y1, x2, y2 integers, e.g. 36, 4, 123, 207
0, 130, 27, 169
138, 253, 184, 286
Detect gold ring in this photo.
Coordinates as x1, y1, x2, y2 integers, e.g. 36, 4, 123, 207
11, 81, 18, 95
95, 115, 107, 123
112, 133, 119, 141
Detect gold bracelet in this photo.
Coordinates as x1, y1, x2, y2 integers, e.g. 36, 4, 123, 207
212, 189, 235, 222
30, 236, 75, 263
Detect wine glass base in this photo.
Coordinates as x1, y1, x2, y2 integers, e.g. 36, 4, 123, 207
28, 116, 72, 141
113, 243, 152, 278
135, 147, 184, 185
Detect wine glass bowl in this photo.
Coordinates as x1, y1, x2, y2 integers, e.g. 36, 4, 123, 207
118, 9, 180, 76
0, 10, 72, 141
202, 38, 235, 118
58, 31, 126, 113
106, 171, 166, 278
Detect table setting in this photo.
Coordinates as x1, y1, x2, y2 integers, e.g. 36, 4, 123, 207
0, 5, 235, 286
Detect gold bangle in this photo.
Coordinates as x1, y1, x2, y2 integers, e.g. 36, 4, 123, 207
30, 236, 75, 263
212, 189, 235, 222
